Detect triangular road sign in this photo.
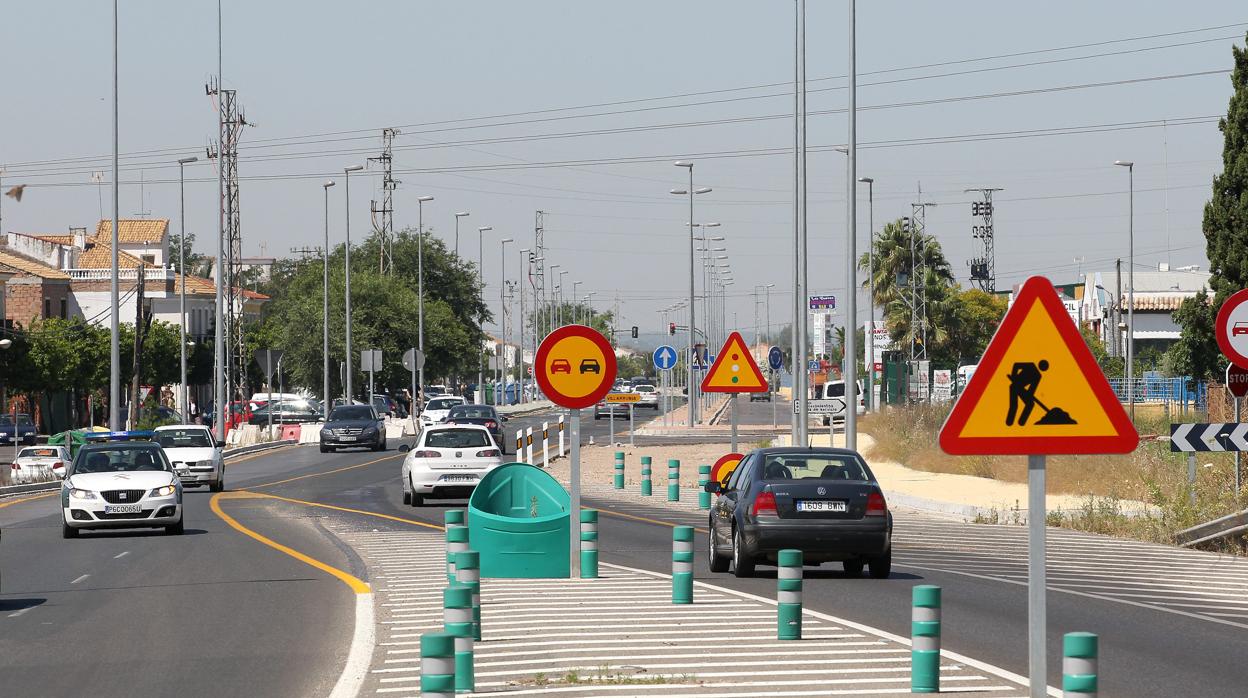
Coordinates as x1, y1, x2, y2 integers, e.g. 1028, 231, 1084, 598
940, 276, 1138, 455
702, 332, 768, 393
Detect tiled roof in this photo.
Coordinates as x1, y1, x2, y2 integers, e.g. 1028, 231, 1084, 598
95, 219, 169, 244
242, 288, 270, 301
76, 242, 147, 270
22, 233, 75, 246
175, 274, 216, 296
1125, 292, 1189, 312
0, 251, 70, 280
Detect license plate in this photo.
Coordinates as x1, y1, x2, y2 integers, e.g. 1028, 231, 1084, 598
796, 500, 846, 512
340, 436, 357, 442
104, 504, 142, 515
442, 475, 478, 483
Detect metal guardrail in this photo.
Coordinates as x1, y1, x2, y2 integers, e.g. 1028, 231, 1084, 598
1174, 508, 1248, 548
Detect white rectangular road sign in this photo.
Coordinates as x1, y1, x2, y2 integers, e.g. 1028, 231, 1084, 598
793, 398, 845, 416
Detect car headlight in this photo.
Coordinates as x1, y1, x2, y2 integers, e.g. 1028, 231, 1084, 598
150, 485, 177, 497
69, 488, 97, 500
362, 426, 377, 434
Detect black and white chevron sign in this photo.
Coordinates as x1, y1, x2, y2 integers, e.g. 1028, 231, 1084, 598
1170, 423, 1248, 452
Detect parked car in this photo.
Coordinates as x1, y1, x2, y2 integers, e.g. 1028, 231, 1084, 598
443, 405, 508, 453
421, 396, 466, 427
705, 447, 891, 579
372, 394, 405, 418
0, 414, 39, 447
248, 399, 322, 426
319, 405, 386, 452
12, 445, 70, 483
154, 424, 225, 492
633, 384, 660, 409
401, 424, 503, 506
424, 385, 449, 398
61, 436, 184, 538
749, 381, 772, 402
815, 380, 866, 425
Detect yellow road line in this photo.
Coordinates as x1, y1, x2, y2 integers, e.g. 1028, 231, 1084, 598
252, 492, 444, 531
244, 452, 402, 490
597, 507, 709, 534
0, 491, 56, 509
209, 491, 371, 594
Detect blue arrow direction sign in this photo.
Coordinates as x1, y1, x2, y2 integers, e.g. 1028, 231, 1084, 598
653, 345, 678, 371
768, 346, 783, 370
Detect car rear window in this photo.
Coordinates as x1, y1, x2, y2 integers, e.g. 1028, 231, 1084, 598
760, 455, 869, 482
427, 398, 462, 411
19, 447, 59, 458
425, 429, 491, 448
448, 407, 495, 420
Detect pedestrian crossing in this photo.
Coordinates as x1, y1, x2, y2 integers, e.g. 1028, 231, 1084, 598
331, 528, 1029, 697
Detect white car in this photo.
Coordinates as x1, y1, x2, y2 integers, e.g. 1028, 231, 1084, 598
401, 424, 503, 506
12, 445, 70, 483
154, 424, 225, 492
633, 384, 659, 409
61, 440, 184, 538
420, 396, 466, 427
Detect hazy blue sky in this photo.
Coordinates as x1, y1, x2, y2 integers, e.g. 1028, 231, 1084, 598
2, 2, 1244, 348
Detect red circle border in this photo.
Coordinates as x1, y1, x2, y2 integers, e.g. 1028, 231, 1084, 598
534, 324, 618, 409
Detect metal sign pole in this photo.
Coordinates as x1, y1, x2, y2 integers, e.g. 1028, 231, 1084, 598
609, 402, 615, 445
1188, 452, 1197, 505
1027, 454, 1046, 698
730, 393, 738, 453
629, 403, 635, 447
569, 407, 582, 578
1236, 397, 1242, 493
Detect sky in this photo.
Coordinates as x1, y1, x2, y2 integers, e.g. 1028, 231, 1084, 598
1, 1, 1244, 354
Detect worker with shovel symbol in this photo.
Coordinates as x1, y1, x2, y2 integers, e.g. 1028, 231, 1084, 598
1006, 360, 1077, 426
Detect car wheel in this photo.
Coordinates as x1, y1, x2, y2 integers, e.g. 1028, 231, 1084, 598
842, 559, 865, 577
707, 521, 729, 573
868, 548, 892, 579
210, 477, 224, 493
410, 492, 424, 507
166, 518, 185, 536
731, 526, 755, 578
62, 522, 79, 539
319, 445, 330, 453
402, 490, 412, 505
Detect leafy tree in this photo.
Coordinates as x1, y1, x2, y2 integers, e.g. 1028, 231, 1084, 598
858, 218, 957, 358
169, 232, 209, 276
1166, 289, 1223, 380
934, 289, 1008, 366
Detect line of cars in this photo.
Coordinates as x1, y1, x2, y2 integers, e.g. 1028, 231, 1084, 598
593, 378, 660, 420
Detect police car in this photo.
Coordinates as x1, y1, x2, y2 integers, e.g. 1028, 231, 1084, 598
61, 431, 184, 538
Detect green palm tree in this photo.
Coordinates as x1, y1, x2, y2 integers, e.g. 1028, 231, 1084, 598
857, 218, 956, 352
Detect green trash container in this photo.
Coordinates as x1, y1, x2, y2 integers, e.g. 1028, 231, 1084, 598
468, 462, 571, 578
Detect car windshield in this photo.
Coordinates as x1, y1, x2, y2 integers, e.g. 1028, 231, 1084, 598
0, 415, 34, 426
426, 398, 462, 411
72, 445, 171, 474
19, 447, 59, 458
635, 385, 655, 393
155, 429, 214, 449
331, 406, 374, 420
448, 406, 496, 420
760, 455, 870, 482
824, 383, 845, 398
424, 429, 492, 448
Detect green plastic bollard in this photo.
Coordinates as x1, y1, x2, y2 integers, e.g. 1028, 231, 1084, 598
455, 550, 482, 641
580, 508, 599, 579
672, 526, 694, 604
667, 459, 681, 501
443, 585, 474, 693
444, 509, 465, 527
911, 585, 942, 693
777, 549, 803, 640
697, 464, 712, 510
1063, 632, 1098, 697
445, 525, 469, 583
640, 456, 652, 496
419, 633, 456, 698
614, 451, 625, 489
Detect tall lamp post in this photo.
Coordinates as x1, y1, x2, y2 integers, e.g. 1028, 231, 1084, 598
858, 176, 874, 412
476, 226, 493, 403
519, 247, 531, 403
110, 0, 121, 430
417, 195, 435, 408
176, 156, 198, 422
321, 180, 335, 407
558, 271, 569, 328
548, 264, 562, 329
845, 0, 859, 450
454, 211, 469, 257
499, 238, 514, 406
1114, 160, 1135, 421
343, 164, 364, 402
672, 161, 712, 426
572, 281, 582, 324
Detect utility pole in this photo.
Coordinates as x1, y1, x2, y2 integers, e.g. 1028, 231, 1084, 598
369, 127, 400, 274
128, 264, 150, 426
206, 82, 249, 410
966, 188, 1003, 293
534, 211, 545, 339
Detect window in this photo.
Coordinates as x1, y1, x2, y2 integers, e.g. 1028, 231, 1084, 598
43, 298, 51, 318
155, 428, 214, 449
760, 455, 870, 482
330, 406, 375, 420
726, 454, 756, 492
141, 254, 156, 264
59, 298, 67, 319
424, 429, 491, 448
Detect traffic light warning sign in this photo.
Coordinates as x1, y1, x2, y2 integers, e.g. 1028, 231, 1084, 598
701, 332, 768, 393
939, 276, 1138, 455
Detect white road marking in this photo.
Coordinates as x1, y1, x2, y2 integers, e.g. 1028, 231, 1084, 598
327, 592, 374, 698
7, 607, 34, 618
113, 551, 130, 559
70, 574, 89, 585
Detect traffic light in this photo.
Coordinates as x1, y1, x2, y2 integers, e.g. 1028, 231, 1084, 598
668, 322, 676, 335
631, 326, 639, 339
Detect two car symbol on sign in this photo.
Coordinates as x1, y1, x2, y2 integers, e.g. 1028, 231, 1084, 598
550, 358, 599, 374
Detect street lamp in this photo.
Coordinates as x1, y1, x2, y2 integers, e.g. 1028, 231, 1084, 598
572, 281, 582, 324
454, 211, 470, 257
672, 160, 712, 426
1115, 160, 1135, 420
548, 264, 562, 330
417, 195, 435, 404
519, 247, 531, 403
499, 237, 514, 406
343, 164, 364, 402
176, 156, 198, 423
859, 176, 874, 412
477, 226, 493, 403
322, 180, 335, 407
558, 270, 569, 327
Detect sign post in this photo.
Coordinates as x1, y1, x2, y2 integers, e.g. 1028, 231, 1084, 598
361, 349, 383, 407
403, 348, 425, 433
940, 276, 1138, 698
254, 349, 285, 434
1226, 364, 1248, 491
654, 345, 677, 430
768, 347, 783, 430
534, 324, 617, 578
702, 332, 769, 453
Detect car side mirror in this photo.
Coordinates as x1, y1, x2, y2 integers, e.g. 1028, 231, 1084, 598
704, 481, 722, 494
501, 415, 510, 422
216, 440, 225, 448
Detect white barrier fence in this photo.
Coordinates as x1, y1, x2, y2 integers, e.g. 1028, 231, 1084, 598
513, 415, 564, 466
